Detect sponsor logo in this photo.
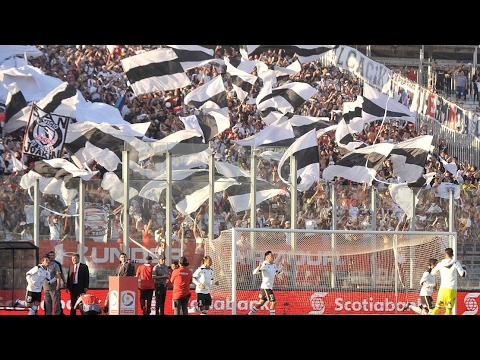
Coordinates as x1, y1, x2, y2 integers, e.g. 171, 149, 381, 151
334, 296, 402, 312
309, 292, 327, 314
462, 293, 480, 315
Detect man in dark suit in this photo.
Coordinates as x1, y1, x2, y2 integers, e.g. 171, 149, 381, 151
115, 252, 135, 276
66, 253, 90, 316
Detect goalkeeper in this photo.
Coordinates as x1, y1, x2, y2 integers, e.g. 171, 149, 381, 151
430, 247, 467, 315
404, 258, 438, 315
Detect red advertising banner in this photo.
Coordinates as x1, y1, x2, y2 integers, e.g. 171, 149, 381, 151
1, 289, 479, 315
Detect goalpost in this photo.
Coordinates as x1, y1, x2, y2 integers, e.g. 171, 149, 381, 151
204, 228, 456, 315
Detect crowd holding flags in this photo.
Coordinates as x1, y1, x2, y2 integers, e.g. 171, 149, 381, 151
0, 44, 440, 233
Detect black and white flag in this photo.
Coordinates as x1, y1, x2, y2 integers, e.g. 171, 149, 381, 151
290, 45, 339, 63
335, 118, 368, 152
257, 81, 318, 114
180, 113, 230, 143
278, 128, 320, 191
224, 57, 258, 102
274, 60, 302, 83
362, 83, 417, 125
23, 103, 71, 160
65, 122, 154, 172
228, 188, 288, 213
322, 142, 395, 185
388, 172, 436, 220
341, 96, 366, 133
3, 82, 29, 135
183, 75, 228, 114
176, 177, 239, 215
239, 45, 338, 63
121, 48, 191, 96
389, 135, 433, 182
166, 45, 217, 71
234, 115, 335, 148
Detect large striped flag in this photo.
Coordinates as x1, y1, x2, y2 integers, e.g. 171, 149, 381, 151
335, 118, 368, 152
362, 83, 417, 125
234, 115, 336, 148
224, 57, 258, 102
322, 142, 395, 185
166, 45, 216, 71
17, 82, 79, 124
121, 48, 191, 96
2, 82, 29, 135
388, 172, 436, 220
180, 113, 230, 143
64, 122, 154, 172
257, 81, 318, 115
341, 96, 367, 133
278, 128, 320, 191
183, 75, 227, 114
227, 187, 288, 213
239, 45, 338, 63
274, 60, 302, 83
217, 161, 283, 212
147, 129, 206, 156
389, 135, 433, 182
290, 45, 339, 63
175, 177, 239, 215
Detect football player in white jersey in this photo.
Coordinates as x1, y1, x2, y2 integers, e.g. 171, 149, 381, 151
13, 254, 58, 315
189, 255, 219, 315
247, 250, 284, 315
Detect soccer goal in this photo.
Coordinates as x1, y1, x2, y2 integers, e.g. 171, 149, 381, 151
205, 228, 455, 315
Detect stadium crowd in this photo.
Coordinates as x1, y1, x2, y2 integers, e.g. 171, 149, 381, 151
0, 44, 478, 252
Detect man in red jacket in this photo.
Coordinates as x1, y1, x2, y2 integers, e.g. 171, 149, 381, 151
170, 256, 193, 315
136, 255, 155, 315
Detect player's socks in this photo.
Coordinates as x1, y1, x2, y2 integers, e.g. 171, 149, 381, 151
247, 307, 258, 315
269, 309, 276, 315
28, 305, 38, 315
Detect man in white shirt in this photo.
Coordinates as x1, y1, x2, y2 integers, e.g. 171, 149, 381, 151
13, 254, 57, 315
430, 247, 467, 315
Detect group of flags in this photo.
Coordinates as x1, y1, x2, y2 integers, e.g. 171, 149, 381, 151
0, 44, 437, 220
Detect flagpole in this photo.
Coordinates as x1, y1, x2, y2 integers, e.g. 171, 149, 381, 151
122, 151, 130, 257
250, 148, 258, 237
20, 102, 36, 174
208, 150, 214, 246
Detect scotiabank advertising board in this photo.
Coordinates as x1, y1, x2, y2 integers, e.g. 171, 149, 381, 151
1, 289, 479, 315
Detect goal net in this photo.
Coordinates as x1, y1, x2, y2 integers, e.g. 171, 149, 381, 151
204, 228, 455, 315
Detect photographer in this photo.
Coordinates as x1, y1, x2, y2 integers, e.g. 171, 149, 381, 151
115, 252, 135, 276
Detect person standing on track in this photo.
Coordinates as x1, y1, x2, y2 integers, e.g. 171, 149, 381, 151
430, 247, 467, 315
189, 255, 219, 315
247, 250, 284, 315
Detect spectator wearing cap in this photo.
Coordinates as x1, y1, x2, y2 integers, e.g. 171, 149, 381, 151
136, 255, 155, 315
46, 214, 67, 242
152, 255, 169, 315
170, 256, 193, 315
